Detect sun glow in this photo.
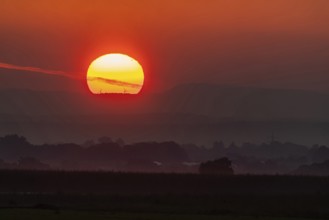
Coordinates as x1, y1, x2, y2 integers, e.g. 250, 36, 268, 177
87, 53, 144, 94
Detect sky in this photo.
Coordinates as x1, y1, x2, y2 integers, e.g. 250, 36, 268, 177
1, 0, 329, 93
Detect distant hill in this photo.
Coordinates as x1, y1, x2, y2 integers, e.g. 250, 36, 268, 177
157, 83, 329, 121
2, 83, 329, 120
1, 83, 329, 145
293, 160, 329, 176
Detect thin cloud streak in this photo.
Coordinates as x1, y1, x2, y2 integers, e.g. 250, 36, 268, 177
0, 62, 141, 88
87, 77, 141, 89
0, 62, 78, 79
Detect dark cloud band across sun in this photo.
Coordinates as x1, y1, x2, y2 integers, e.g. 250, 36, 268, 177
0, 62, 141, 89
87, 77, 141, 89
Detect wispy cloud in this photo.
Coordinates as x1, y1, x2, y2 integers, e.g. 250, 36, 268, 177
87, 77, 141, 89
0, 61, 141, 88
0, 62, 77, 79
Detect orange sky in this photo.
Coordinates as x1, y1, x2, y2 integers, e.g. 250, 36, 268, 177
1, 0, 329, 92
2, 1, 329, 32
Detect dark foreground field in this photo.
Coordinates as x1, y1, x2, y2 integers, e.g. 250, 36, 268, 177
0, 171, 328, 219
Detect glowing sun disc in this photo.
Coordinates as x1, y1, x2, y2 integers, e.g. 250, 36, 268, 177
87, 53, 144, 94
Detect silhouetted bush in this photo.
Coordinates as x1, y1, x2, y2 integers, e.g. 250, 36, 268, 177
199, 158, 234, 175
17, 157, 50, 170
294, 159, 329, 176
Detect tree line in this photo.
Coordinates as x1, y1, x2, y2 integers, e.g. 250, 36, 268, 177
1, 134, 329, 175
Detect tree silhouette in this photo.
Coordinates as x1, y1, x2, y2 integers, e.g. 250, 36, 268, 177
97, 136, 113, 144
0, 159, 13, 169
0, 134, 29, 146
18, 157, 50, 170
199, 157, 234, 175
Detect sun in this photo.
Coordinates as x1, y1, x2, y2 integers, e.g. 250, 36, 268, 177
87, 53, 144, 94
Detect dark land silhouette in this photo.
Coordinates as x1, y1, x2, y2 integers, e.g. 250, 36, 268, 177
294, 159, 329, 176
1, 134, 329, 176
1, 83, 329, 147
199, 158, 234, 175
1, 87, 329, 218
0, 170, 329, 219
1, 89, 328, 219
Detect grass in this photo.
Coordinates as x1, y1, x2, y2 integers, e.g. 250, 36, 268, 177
0, 209, 319, 220
0, 171, 328, 219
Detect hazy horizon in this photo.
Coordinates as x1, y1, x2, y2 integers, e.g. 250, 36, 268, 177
1, 1, 329, 161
